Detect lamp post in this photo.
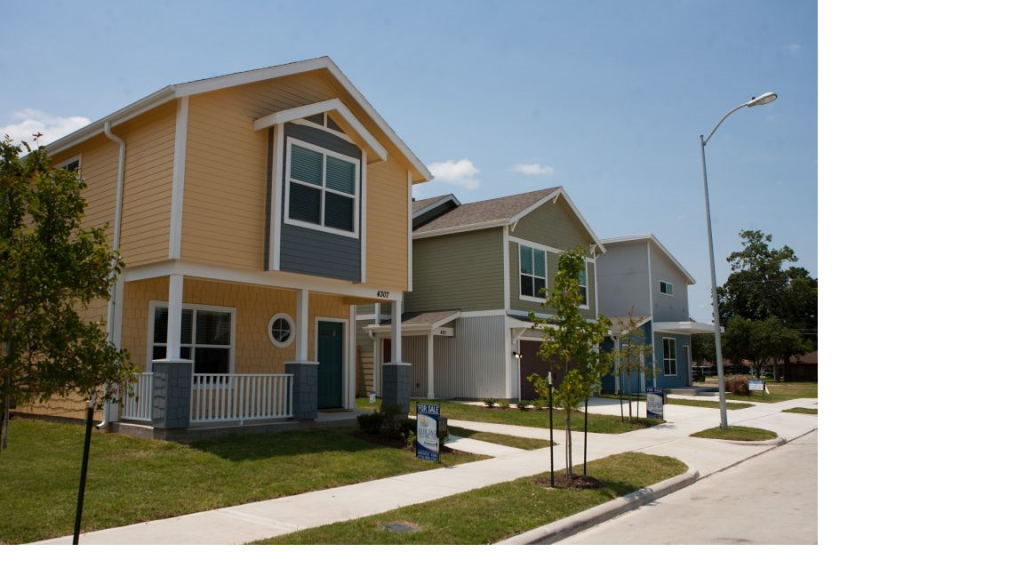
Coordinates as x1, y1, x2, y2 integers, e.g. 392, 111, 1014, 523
699, 92, 777, 430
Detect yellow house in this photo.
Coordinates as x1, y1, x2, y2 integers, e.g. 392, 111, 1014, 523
36, 57, 430, 436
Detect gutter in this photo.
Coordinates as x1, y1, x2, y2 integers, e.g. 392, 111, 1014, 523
97, 121, 127, 429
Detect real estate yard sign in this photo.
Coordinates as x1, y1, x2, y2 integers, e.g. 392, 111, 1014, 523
416, 403, 441, 462
646, 387, 665, 419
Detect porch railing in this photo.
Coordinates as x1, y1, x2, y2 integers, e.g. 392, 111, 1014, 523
191, 373, 294, 425
121, 372, 154, 422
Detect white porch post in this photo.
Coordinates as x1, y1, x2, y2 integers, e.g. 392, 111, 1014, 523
167, 274, 184, 360
373, 303, 381, 394
295, 289, 309, 362
391, 296, 403, 363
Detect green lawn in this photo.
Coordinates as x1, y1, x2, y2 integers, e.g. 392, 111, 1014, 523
727, 382, 818, 403
448, 426, 551, 450
356, 398, 663, 434
783, 407, 818, 415
0, 417, 484, 544
253, 452, 687, 545
666, 397, 754, 410
691, 425, 779, 441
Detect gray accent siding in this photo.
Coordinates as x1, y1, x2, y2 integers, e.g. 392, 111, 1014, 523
275, 122, 364, 281
405, 228, 504, 313
595, 241, 653, 317
430, 315, 507, 399
403, 335, 430, 398
650, 246, 691, 323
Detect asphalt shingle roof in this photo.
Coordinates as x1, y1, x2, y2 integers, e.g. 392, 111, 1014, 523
413, 187, 559, 233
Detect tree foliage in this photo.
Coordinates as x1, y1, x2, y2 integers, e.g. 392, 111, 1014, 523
527, 246, 612, 479
1, 137, 136, 447
611, 309, 656, 422
722, 316, 807, 377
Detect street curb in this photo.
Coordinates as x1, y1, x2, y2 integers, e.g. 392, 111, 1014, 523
494, 469, 701, 545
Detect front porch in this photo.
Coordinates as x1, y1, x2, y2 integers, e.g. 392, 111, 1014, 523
114, 371, 363, 440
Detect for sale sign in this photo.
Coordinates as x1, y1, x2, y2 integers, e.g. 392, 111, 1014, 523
646, 387, 665, 419
416, 403, 441, 462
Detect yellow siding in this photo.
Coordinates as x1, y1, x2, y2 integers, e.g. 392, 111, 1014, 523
52, 137, 120, 247
365, 159, 409, 290
181, 72, 337, 269
121, 277, 169, 370
117, 102, 176, 266
309, 293, 352, 355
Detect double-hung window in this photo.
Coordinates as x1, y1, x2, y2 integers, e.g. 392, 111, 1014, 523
578, 266, 589, 307
659, 281, 674, 296
520, 245, 547, 299
152, 305, 234, 374
285, 138, 359, 237
662, 338, 677, 376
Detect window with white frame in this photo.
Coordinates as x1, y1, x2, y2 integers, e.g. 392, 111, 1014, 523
662, 337, 677, 376
152, 305, 233, 373
659, 281, 674, 296
520, 245, 547, 299
578, 266, 588, 307
285, 138, 359, 237
268, 313, 294, 348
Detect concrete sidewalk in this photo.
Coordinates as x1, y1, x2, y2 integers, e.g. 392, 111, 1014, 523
32, 396, 818, 545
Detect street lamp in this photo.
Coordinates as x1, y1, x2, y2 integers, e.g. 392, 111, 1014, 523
699, 92, 777, 430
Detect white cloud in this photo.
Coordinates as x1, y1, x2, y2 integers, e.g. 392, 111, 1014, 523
1, 109, 90, 146
427, 158, 481, 190
512, 163, 555, 176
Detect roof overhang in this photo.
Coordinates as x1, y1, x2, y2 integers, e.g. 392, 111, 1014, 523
254, 98, 388, 164
43, 57, 433, 183
510, 188, 606, 255
364, 311, 460, 337
602, 234, 696, 285
652, 321, 717, 335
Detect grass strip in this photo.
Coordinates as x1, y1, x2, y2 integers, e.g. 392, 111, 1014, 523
448, 426, 551, 450
356, 399, 662, 434
0, 418, 484, 544
252, 452, 687, 545
665, 398, 754, 410
690, 425, 779, 441
725, 382, 818, 404
783, 407, 818, 415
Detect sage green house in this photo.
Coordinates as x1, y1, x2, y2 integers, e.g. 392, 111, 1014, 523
363, 187, 605, 400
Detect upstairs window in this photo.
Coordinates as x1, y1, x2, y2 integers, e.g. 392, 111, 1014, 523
520, 245, 547, 299
285, 138, 359, 237
578, 266, 589, 307
659, 281, 674, 296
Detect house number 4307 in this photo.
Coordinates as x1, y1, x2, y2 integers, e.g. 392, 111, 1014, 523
376, 290, 390, 298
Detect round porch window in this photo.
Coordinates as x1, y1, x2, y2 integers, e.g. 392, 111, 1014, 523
268, 313, 295, 347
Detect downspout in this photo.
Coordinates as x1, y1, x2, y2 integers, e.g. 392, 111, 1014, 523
98, 122, 126, 429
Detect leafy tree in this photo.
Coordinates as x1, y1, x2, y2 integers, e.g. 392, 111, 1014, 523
722, 317, 806, 378
527, 246, 612, 480
691, 332, 716, 367
717, 230, 817, 379
611, 309, 656, 422
1, 137, 136, 449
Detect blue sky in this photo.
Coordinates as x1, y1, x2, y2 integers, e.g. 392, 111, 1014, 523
0, 0, 817, 323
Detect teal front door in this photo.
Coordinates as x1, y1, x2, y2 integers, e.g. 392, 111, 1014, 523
317, 321, 345, 409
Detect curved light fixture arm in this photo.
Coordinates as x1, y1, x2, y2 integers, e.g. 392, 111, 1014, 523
702, 101, 749, 146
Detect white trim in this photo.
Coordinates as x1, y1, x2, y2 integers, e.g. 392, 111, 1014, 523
460, 309, 507, 318
284, 137, 361, 239
291, 117, 354, 144
503, 315, 513, 399
45, 88, 177, 155
507, 187, 606, 254
360, 151, 367, 282
167, 274, 184, 360
55, 154, 82, 171
652, 321, 717, 335
169, 96, 188, 260
268, 312, 295, 348
296, 288, 310, 361
413, 219, 509, 239
659, 280, 675, 296
662, 337, 678, 377
348, 308, 357, 408
269, 124, 284, 271
254, 99, 388, 163
407, 171, 413, 291
147, 300, 236, 373
314, 317, 350, 408
122, 261, 397, 301
412, 194, 460, 218
391, 296, 403, 363
426, 330, 435, 399
508, 236, 562, 254
502, 226, 511, 311
647, 243, 655, 319
517, 243, 548, 302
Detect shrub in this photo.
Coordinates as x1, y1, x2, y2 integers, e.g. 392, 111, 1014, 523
516, 399, 532, 410
357, 411, 385, 434
724, 375, 751, 396
498, 399, 510, 410
483, 398, 497, 408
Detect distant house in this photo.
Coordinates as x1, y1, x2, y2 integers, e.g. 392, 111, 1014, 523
361, 187, 605, 400
787, 351, 818, 381
597, 234, 715, 392
20, 57, 430, 434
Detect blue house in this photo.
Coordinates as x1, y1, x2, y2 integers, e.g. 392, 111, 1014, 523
596, 234, 715, 392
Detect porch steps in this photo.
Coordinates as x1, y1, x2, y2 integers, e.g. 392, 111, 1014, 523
357, 344, 374, 396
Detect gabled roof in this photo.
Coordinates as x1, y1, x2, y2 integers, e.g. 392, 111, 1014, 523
601, 233, 697, 285
412, 187, 606, 253
412, 194, 461, 217
43, 57, 432, 183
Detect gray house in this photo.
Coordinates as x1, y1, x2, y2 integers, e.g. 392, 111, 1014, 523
597, 234, 714, 392
361, 187, 605, 400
